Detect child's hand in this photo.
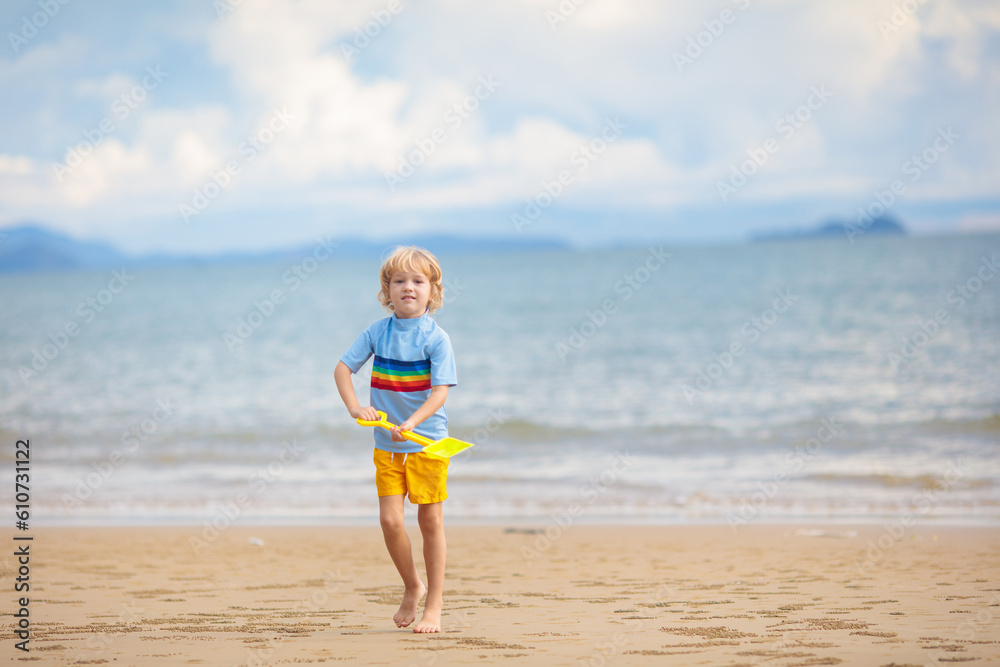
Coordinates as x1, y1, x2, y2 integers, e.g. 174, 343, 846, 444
350, 406, 380, 422
390, 419, 416, 442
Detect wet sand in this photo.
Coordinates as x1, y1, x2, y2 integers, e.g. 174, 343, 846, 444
4, 524, 999, 665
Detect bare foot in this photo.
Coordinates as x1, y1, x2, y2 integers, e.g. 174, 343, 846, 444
412, 607, 441, 633
393, 581, 426, 628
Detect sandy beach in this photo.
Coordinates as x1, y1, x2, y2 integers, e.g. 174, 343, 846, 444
4, 524, 998, 665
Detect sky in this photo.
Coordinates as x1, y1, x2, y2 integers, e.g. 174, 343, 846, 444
1, 0, 999, 255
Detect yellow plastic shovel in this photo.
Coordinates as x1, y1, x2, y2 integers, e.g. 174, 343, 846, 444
356, 411, 474, 458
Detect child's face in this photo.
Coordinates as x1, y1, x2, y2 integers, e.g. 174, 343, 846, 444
388, 269, 431, 318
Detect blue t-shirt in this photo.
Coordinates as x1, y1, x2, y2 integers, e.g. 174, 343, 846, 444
341, 311, 457, 453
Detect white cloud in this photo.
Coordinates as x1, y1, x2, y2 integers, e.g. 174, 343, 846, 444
198, 1, 688, 212
0, 155, 34, 175
0, 0, 997, 247
209, 2, 413, 176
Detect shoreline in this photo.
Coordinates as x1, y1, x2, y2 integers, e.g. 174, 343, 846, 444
26, 515, 1000, 528
5, 524, 999, 665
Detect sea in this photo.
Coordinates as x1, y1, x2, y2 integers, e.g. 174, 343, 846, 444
1, 233, 998, 526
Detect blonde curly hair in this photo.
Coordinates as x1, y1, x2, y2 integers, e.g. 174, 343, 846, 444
377, 246, 444, 313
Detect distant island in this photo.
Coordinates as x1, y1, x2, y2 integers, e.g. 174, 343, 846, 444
751, 216, 906, 242
0, 223, 570, 274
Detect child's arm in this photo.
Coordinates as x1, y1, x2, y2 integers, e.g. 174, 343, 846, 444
335, 361, 380, 422
390, 385, 449, 442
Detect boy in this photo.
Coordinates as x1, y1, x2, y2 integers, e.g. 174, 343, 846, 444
334, 246, 457, 634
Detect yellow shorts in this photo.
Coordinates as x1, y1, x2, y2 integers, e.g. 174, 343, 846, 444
373, 448, 449, 504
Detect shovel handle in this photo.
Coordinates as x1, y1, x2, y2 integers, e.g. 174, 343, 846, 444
355, 410, 434, 447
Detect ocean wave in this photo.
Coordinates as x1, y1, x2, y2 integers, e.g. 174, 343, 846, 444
2, 409, 997, 467
804, 472, 995, 491
918, 413, 1000, 435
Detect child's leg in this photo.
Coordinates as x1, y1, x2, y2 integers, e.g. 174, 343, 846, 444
412, 501, 446, 633
378, 494, 426, 628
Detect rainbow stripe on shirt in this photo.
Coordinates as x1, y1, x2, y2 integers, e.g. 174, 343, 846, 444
371, 355, 432, 393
